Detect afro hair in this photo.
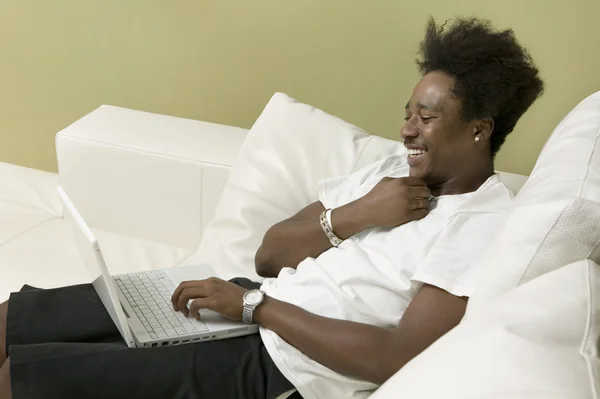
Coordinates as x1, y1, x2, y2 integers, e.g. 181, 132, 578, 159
417, 17, 544, 156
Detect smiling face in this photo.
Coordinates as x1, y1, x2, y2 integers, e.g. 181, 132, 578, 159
402, 71, 489, 188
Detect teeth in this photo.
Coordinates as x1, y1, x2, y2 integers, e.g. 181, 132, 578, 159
407, 148, 427, 156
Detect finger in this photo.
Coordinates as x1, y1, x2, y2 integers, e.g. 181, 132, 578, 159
410, 208, 429, 220
177, 287, 205, 316
189, 298, 212, 321
401, 176, 428, 186
171, 282, 189, 311
408, 185, 431, 199
410, 198, 430, 210
171, 281, 199, 311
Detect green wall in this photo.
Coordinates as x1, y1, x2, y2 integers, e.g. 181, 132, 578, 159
1, 0, 599, 175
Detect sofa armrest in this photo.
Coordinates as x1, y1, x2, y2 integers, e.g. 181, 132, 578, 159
56, 105, 248, 250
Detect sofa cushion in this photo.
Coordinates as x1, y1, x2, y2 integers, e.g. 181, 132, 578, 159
0, 219, 192, 302
369, 259, 600, 399
0, 162, 191, 301
186, 93, 404, 279
0, 162, 62, 246
470, 90, 600, 307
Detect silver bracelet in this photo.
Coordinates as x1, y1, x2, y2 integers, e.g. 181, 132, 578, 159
320, 209, 343, 247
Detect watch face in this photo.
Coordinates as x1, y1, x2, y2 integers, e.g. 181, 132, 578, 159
245, 290, 263, 306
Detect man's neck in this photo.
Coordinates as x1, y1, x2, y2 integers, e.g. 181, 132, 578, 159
428, 162, 495, 197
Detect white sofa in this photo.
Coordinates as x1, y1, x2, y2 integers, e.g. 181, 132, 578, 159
0, 105, 528, 302
5, 89, 600, 399
1, 104, 531, 399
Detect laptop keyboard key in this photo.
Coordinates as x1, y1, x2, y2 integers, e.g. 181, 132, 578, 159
164, 328, 176, 336
184, 324, 197, 334
118, 270, 221, 341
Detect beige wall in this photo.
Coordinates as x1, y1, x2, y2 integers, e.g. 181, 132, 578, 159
1, 0, 599, 175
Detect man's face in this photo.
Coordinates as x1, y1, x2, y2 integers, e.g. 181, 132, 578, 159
401, 71, 476, 185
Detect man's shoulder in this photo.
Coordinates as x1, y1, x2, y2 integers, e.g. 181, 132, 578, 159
359, 155, 410, 180
455, 175, 514, 217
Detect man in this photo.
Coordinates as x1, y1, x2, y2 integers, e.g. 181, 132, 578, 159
0, 17, 543, 399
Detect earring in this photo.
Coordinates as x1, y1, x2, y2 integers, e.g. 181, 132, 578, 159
475, 136, 480, 142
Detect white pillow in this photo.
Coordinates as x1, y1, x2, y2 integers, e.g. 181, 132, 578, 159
188, 93, 404, 279
470, 90, 600, 307
369, 259, 600, 399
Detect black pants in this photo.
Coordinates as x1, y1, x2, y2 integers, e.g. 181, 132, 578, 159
5, 279, 298, 399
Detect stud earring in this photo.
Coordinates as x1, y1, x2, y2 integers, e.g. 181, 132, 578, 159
475, 136, 480, 142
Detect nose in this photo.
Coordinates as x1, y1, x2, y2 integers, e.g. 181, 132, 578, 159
401, 117, 418, 140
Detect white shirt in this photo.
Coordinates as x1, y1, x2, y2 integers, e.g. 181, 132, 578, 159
260, 155, 513, 399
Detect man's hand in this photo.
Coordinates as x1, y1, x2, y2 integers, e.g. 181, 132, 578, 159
357, 177, 431, 229
171, 278, 248, 321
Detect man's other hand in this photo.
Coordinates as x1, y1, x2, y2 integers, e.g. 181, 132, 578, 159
359, 176, 431, 229
171, 278, 248, 321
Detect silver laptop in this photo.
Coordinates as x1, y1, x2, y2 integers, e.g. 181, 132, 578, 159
58, 186, 258, 348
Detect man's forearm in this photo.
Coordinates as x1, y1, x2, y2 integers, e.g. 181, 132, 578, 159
255, 199, 373, 277
254, 296, 405, 385
255, 217, 332, 277
329, 199, 373, 239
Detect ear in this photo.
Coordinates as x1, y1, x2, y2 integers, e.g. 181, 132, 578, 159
472, 117, 494, 143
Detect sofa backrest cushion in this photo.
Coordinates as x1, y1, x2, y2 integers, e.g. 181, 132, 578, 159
189, 93, 403, 279
469, 90, 600, 309
369, 259, 600, 399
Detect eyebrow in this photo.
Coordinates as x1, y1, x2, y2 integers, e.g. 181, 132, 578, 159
405, 101, 443, 112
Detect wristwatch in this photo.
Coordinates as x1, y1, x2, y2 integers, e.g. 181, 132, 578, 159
242, 289, 265, 324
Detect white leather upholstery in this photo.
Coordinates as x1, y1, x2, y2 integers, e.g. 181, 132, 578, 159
2, 107, 249, 301
56, 105, 247, 250
370, 259, 600, 399
472, 90, 600, 306
0, 161, 62, 244
0, 161, 193, 301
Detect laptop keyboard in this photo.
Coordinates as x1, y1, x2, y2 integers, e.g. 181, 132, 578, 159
114, 270, 209, 340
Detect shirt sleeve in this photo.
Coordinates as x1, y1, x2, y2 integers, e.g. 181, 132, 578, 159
410, 211, 505, 298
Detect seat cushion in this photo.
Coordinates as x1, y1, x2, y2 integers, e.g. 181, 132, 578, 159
0, 162, 62, 246
0, 219, 191, 301
0, 162, 191, 301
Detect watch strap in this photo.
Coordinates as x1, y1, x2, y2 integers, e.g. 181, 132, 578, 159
242, 290, 265, 324
242, 306, 254, 324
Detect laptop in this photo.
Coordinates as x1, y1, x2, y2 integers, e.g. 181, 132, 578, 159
57, 186, 258, 348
